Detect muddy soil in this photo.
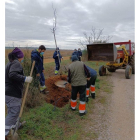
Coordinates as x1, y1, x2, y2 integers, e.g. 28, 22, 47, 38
45, 75, 72, 107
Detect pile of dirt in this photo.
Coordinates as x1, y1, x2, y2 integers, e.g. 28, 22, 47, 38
45, 75, 71, 107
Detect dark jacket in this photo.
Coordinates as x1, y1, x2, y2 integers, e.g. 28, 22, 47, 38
53, 51, 62, 64
72, 51, 79, 58
5, 59, 25, 98
78, 51, 82, 57
31, 49, 44, 74
86, 66, 97, 77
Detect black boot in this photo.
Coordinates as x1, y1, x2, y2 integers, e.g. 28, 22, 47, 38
91, 93, 95, 99
79, 110, 87, 116
70, 107, 76, 111
86, 97, 89, 103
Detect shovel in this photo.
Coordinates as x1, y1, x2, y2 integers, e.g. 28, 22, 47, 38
11, 61, 35, 140
55, 80, 68, 88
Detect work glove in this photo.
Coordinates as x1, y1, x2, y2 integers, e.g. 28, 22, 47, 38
25, 76, 33, 83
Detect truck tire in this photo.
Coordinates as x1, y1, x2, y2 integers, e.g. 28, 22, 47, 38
130, 54, 135, 74
107, 68, 116, 72
99, 65, 106, 76
125, 65, 132, 79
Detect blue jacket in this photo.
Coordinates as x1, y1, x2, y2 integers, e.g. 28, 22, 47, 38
86, 66, 97, 77
31, 49, 44, 74
53, 51, 62, 64
78, 51, 82, 57
72, 51, 79, 58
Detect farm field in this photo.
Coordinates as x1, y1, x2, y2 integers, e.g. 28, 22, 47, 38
44, 56, 70, 64
5, 49, 73, 59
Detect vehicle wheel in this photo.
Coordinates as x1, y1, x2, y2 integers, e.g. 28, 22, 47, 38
99, 65, 106, 76
125, 65, 132, 79
107, 68, 116, 72
130, 54, 135, 74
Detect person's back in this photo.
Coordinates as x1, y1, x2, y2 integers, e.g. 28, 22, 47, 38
5, 47, 33, 138
5, 59, 25, 98
69, 61, 87, 86
86, 65, 97, 77
68, 55, 90, 116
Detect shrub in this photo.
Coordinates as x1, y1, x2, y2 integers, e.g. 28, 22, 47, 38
21, 49, 45, 111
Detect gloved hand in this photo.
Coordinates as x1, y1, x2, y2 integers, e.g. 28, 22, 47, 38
25, 76, 33, 83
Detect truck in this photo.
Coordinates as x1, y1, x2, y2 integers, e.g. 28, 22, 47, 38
87, 40, 135, 79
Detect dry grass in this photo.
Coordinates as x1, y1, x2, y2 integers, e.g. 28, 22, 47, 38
5, 49, 73, 59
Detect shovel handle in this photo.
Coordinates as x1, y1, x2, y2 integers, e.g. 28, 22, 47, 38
19, 61, 35, 117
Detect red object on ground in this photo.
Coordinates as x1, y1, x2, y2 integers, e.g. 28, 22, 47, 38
45, 75, 71, 107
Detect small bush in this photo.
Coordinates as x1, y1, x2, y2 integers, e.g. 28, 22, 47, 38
21, 49, 45, 110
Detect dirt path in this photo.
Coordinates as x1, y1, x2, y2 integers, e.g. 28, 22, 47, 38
82, 69, 134, 140
108, 69, 135, 140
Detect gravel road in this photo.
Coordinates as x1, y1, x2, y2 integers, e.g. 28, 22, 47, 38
108, 69, 135, 140
82, 69, 134, 140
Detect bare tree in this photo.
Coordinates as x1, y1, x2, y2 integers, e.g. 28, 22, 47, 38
79, 27, 113, 49
50, 4, 57, 48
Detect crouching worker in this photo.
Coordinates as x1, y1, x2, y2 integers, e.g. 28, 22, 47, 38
31, 45, 47, 92
5, 48, 33, 139
86, 66, 97, 102
67, 55, 90, 116
53, 47, 63, 75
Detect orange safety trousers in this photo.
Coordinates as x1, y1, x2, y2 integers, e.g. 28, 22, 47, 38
90, 85, 95, 93
79, 101, 86, 113
86, 88, 89, 97
70, 99, 77, 109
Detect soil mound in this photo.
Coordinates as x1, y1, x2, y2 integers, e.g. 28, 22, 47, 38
45, 75, 71, 107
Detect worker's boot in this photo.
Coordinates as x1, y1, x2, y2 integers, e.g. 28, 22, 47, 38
79, 110, 87, 116
40, 85, 47, 92
70, 108, 76, 111
86, 97, 89, 103
91, 93, 95, 99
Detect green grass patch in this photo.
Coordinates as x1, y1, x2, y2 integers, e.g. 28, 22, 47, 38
19, 103, 82, 140
17, 60, 113, 140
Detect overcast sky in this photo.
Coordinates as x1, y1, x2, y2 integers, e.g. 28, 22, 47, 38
5, 0, 135, 49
